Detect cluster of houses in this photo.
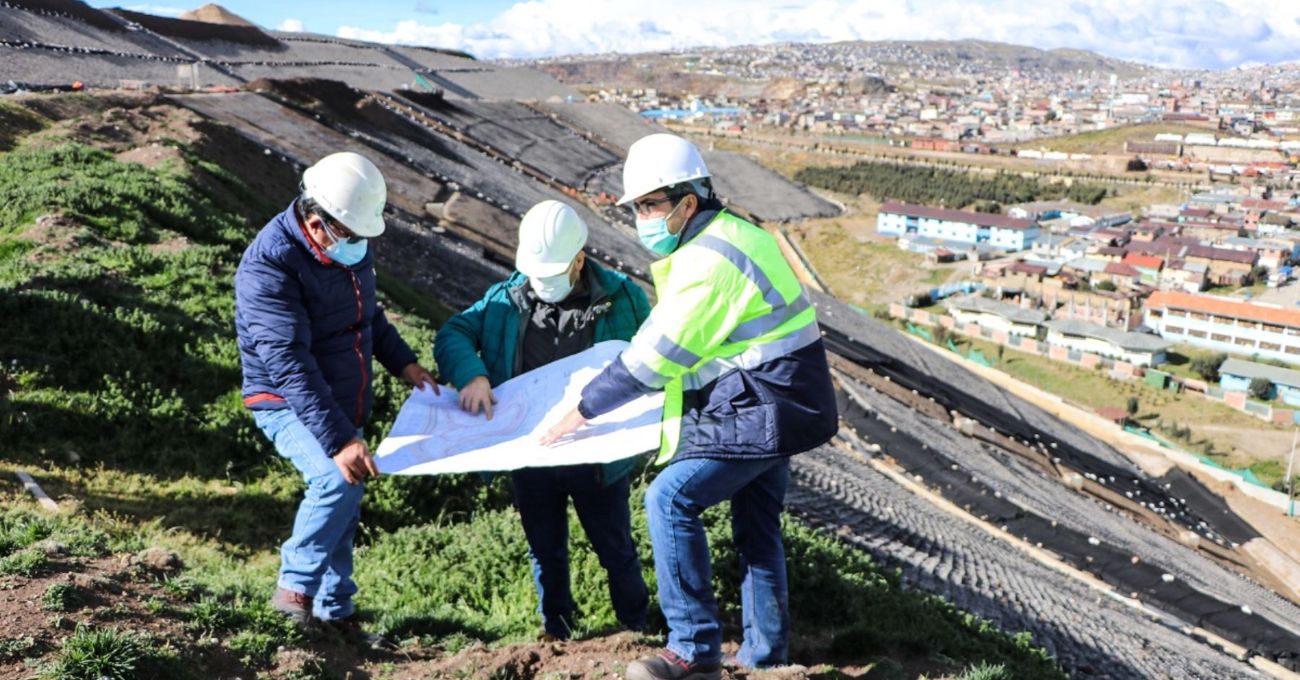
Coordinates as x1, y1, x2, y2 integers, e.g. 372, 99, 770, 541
943, 294, 1172, 367
559, 40, 1300, 164
936, 292, 1300, 407
883, 190, 1300, 379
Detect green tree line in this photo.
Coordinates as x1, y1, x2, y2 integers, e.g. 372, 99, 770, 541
795, 161, 1111, 210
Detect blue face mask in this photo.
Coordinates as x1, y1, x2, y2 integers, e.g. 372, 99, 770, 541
325, 235, 368, 266
635, 197, 684, 256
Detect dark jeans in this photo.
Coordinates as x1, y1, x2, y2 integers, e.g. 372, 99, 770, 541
512, 464, 649, 638
645, 456, 791, 667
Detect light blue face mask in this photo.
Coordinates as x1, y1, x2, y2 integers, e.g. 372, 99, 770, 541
325, 238, 368, 266
635, 197, 684, 256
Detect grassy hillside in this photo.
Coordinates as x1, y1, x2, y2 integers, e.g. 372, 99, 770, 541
1008, 123, 1212, 155
0, 95, 1065, 679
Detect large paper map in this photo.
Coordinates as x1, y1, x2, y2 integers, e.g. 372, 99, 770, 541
375, 341, 664, 475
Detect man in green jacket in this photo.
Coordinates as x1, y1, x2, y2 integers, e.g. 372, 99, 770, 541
434, 200, 651, 639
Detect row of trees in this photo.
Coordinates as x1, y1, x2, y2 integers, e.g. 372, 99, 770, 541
795, 160, 1112, 210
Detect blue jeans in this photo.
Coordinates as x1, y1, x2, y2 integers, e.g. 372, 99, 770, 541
645, 456, 791, 668
512, 464, 649, 638
253, 409, 364, 621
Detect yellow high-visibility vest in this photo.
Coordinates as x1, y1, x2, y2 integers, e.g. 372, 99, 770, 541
617, 210, 821, 463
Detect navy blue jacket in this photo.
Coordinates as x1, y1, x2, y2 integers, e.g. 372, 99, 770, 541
580, 198, 838, 461
235, 201, 417, 456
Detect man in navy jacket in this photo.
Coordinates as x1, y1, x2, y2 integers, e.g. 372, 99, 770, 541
235, 152, 435, 645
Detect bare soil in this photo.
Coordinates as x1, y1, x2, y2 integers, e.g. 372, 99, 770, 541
0, 552, 925, 679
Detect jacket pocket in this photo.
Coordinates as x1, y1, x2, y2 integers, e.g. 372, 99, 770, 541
687, 369, 777, 451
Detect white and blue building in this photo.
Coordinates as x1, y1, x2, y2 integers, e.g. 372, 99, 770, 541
1044, 318, 1170, 367
1219, 358, 1300, 405
878, 201, 1041, 252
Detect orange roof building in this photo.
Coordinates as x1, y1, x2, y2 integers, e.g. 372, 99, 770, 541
1144, 291, 1300, 364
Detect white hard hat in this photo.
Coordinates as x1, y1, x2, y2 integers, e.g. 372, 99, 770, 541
617, 133, 710, 205
302, 152, 387, 237
516, 200, 588, 277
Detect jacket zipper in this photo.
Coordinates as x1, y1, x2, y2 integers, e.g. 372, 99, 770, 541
347, 270, 366, 427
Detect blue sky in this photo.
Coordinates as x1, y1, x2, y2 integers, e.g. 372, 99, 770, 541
88, 0, 1300, 70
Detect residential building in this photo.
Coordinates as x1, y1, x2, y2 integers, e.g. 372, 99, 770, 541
1044, 318, 1170, 366
1144, 290, 1300, 364
1121, 253, 1164, 284
945, 295, 1046, 337
878, 202, 1041, 252
1009, 200, 1132, 229
1045, 287, 1145, 330
1182, 245, 1256, 285
1158, 260, 1208, 293
1219, 358, 1300, 405
1030, 234, 1073, 258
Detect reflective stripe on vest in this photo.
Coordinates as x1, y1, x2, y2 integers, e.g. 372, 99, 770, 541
616, 210, 820, 464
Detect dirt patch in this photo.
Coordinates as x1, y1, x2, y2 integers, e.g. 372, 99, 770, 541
16, 92, 161, 127
179, 4, 258, 27
115, 143, 187, 170
0, 552, 245, 678
17, 91, 300, 228
1194, 424, 1296, 466
17, 213, 105, 262
349, 633, 867, 680
62, 104, 204, 152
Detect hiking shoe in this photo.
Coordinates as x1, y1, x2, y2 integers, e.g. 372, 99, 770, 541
321, 614, 395, 650
270, 587, 312, 626
626, 650, 721, 680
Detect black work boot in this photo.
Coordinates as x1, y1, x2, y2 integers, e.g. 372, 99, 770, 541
270, 587, 312, 627
321, 614, 396, 650
626, 649, 722, 680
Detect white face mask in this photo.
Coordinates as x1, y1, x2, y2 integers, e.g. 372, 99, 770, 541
530, 269, 575, 302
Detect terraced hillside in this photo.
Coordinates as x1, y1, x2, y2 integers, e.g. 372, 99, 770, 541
1, 2, 1299, 679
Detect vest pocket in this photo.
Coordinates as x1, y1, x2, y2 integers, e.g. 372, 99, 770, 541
687, 369, 777, 451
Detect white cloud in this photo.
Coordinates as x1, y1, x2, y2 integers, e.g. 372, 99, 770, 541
123, 4, 185, 16
277, 18, 305, 32
335, 0, 1300, 69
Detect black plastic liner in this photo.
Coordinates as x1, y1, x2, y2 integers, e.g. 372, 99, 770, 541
1159, 467, 1260, 546
822, 323, 1260, 547
837, 383, 1300, 668
111, 8, 281, 48
10, 0, 121, 31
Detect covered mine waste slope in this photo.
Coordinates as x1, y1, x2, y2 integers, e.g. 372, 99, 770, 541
1, 2, 1299, 679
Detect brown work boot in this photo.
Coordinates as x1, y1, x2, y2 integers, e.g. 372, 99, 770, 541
321, 614, 395, 650
270, 587, 312, 626
626, 649, 721, 680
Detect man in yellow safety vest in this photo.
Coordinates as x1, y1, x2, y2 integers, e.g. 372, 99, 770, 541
542, 134, 838, 680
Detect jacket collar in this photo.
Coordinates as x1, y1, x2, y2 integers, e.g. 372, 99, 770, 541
673, 196, 726, 252
507, 260, 611, 310
280, 199, 371, 269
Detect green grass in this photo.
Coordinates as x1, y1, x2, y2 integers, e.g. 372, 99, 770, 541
0, 548, 48, 576
0, 99, 48, 152
939, 334, 1293, 486
1006, 123, 1212, 155
43, 583, 86, 612
795, 160, 1111, 210
789, 222, 937, 307
41, 624, 162, 680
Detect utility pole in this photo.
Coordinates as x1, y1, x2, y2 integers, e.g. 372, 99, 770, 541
1288, 427, 1297, 518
